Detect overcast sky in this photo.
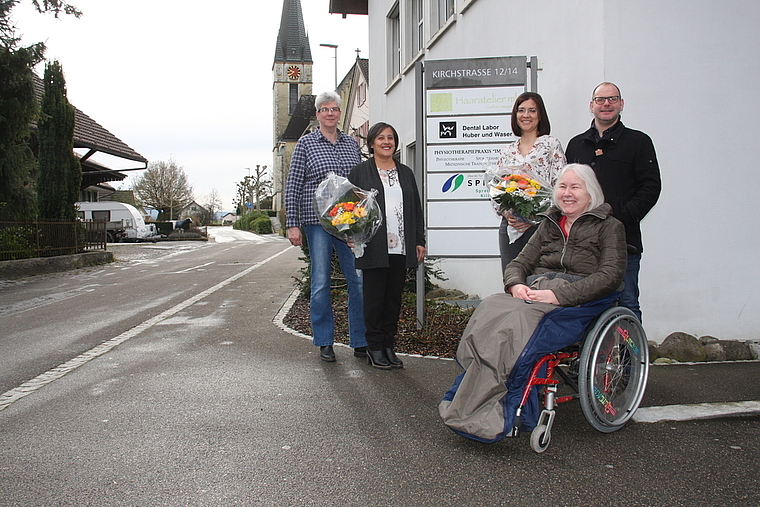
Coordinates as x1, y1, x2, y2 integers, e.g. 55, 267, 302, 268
13, 0, 368, 211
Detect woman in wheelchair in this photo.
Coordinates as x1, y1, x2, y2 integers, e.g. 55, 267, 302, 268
439, 163, 627, 442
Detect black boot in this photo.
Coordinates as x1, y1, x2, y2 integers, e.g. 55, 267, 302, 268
384, 348, 403, 368
319, 345, 336, 362
366, 349, 391, 370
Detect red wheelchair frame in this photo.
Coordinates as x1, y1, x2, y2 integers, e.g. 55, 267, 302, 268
514, 306, 650, 453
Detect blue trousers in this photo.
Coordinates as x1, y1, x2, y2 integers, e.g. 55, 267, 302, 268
304, 225, 367, 348
621, 253, 642, 321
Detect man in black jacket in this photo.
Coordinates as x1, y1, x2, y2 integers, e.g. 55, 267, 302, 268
565, 82, 661, 321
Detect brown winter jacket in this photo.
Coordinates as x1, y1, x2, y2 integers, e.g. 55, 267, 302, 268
503, 203, 626, 307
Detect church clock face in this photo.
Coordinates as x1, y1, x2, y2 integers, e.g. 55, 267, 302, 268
287, 65, 301, 80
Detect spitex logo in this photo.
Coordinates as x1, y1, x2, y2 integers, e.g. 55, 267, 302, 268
442, 174, 465, 193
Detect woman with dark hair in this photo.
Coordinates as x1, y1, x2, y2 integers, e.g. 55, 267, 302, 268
349, 122, 426, 370
496, 92, 566, 274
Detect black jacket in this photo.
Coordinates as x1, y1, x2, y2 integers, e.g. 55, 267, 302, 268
348, 158, 425, 269
565, 120, 661, 253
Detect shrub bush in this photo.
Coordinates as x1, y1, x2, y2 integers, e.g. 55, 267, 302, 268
233, 211, 272, 233
253, 217, 273, 234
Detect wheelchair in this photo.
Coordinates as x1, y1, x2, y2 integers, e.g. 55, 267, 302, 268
516, 305, 649, 453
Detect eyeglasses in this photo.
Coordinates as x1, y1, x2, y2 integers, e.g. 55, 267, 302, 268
593, 96, 620, 105
317, 107, 341, 113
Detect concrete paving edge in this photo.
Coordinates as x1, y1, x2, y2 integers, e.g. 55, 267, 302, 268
0, 251, 114, 279
271, 286, 454, 361
633, 400, 760, 423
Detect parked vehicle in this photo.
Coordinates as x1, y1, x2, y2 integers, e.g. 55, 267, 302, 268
76, 202, 158, 243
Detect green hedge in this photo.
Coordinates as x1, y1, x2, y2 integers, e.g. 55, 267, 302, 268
233, 211, 272, 234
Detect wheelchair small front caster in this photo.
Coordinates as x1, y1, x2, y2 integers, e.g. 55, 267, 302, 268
530, 409, 556, 453
530, 424, 551, 453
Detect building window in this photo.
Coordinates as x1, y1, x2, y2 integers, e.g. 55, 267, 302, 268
289, 83, 298, 114
354, 120, 370, 152
406, 0, 424, 62
387, 3, 401, 83
356, 82, 367, 106
434, 0, 454, 31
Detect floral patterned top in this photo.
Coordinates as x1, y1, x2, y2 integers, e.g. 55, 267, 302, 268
495, 135, 566, 241
378, 167, 405, 255
495, 134, 566, 186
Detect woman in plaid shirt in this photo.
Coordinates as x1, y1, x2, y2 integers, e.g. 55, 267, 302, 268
284, 91, 368, 362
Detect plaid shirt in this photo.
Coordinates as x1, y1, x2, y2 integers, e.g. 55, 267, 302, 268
285, 128, 361, 227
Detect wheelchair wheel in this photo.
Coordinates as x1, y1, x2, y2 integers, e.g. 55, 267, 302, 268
578, 307, 649, 433
530, 424, 551, 453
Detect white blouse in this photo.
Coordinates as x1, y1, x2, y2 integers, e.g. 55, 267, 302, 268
378, 167, 405, 255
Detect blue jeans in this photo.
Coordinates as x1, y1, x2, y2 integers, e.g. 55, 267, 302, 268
620, 253, 642, 322
304, 225, 367, 348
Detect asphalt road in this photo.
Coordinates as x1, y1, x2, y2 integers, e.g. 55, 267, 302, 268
1, 229, 758, 506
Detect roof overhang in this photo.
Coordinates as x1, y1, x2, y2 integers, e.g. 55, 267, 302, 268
31, 74, 148, 188
328, 0, 368, 17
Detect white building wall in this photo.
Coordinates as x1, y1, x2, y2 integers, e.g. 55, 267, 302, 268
367, 0, 760, 342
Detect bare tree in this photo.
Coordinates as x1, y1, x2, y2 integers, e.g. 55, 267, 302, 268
246, 164, 272, 212
200, 188, 222, 224
131, 159, 193, 220
232, 180, 248, 216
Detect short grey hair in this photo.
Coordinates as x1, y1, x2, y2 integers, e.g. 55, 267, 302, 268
553, 163, 605, 211
315, 91, 341, 110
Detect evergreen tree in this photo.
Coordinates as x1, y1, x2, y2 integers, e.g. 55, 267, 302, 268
36, 60, 81, 221
0, 0, 80, 221
0, 43, 43, 221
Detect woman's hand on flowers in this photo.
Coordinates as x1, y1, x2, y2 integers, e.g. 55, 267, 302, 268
506, 211, 533, 233
287, 227, 302, 246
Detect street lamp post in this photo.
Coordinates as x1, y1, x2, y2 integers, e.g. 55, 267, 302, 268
320, 43, 338, 90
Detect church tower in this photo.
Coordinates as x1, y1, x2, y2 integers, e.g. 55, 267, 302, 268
272, 0, 313, 212
273, 0, 313, 145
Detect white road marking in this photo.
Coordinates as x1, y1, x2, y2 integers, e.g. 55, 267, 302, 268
633, 400, 760, 423
0, 246, 294, 412
170, 261, 215, 273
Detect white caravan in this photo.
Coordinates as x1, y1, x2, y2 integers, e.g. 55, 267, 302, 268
76, 201, 158, 243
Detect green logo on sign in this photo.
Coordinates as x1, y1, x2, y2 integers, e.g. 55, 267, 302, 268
430, 93, 453, 112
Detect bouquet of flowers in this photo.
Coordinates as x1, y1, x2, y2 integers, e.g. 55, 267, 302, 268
313, 172, 382, 258
484, 164, 553, 226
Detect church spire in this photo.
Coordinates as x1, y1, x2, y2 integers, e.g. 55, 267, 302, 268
274, 0, 313, 63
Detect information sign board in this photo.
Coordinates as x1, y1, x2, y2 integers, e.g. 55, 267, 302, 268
424, 56, 529, 257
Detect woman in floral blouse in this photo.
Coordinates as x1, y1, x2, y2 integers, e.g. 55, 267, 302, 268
496, 92, 566, 274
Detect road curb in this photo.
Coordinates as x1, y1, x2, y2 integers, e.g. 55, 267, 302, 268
0, 251, 114, 279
